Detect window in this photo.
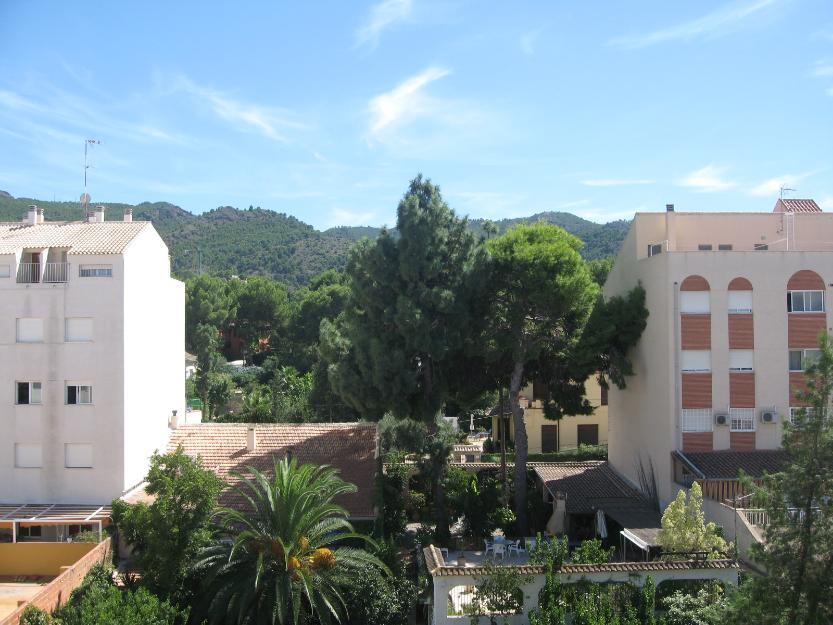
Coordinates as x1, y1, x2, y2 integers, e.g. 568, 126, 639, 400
600, 385, 608, 406
15, 443, 42, 468
730, 408, 755, 431
718, 244, 733, 251
680, 291, 710, 314
787, 291, 824, 313
681, 350, 711, 372
18, 525, 42, 538
16, 382, 42, 405
16, 318, 43, 343
65, 444, 93, 468
66, 385, 92, 405
65, 318, 93, 342
698, 244, 713, 251
79, 264, 112, 277
648, 243, 662, 257
728, 291, 753, 313
682, 409, 712, 432
789, 349, 821, 372
789, 407, 816, 424
0, 264, 9, 278
754, 243, 768, 251
729, 350, 754, 372
577, 424, 599, 446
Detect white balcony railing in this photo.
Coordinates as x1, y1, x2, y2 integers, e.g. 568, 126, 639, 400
17, 262, 69, 284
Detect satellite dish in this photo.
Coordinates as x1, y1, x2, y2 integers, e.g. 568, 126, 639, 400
80, 193, 91, 206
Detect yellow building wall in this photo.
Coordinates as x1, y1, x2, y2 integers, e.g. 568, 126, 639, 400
491, 377, 608, 453
0, 543, 97, 576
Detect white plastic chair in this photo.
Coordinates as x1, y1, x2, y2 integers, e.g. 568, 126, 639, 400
484, 539, 494, 556
508, 540, 524, 557
493, 543, 506, 560
525, 537, 537, 551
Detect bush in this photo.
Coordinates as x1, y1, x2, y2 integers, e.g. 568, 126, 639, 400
489, 506, 517, 535
20, 606, 52, 625
481, 444, 607, 463
335, 563, 416, 625
71, 530, 101, 543
381, 453, 410, 537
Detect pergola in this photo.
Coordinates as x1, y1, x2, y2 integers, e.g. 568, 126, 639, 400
0, 504, 112, 543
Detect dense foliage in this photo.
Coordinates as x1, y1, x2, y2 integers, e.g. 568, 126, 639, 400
0, 192, 629, 285
111, 448, 223, 599
657, 482, 728, 557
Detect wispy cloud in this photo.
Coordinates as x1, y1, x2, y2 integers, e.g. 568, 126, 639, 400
367, 66, 452, 143
580, 178, 655, 187
678, 164, 737, 192
828, 87, 833, 97
355, 0, 412, 49
748, 171, 817, 197
609, 0, 780, 49
520, 28, 544, 55
811, 61, 833, 78
175, 77, 306, 143
328, 207, 378, 227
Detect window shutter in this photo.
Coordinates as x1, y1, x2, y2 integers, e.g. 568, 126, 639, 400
16, 318, 44, 342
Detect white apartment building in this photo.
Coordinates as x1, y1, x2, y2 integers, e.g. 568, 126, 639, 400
604, 199, 833, 508
0, 205, 184, 508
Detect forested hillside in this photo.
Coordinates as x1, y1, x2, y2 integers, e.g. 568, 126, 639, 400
0, 191, 628, 285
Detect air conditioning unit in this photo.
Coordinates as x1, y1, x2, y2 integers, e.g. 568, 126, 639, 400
760, 409, 778, 424
714, 412, 729, 426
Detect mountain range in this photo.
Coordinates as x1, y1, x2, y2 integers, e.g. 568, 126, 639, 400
0, 191, 630, 287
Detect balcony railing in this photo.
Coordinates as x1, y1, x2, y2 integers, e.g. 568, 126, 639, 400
17, 262, 69, 284
740, 507, 822, 528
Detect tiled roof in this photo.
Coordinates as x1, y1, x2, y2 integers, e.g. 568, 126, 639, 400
422, 546, 737, 577
0, 221, 150, 254
676, 450, 788, 480
452, 444, 482, 452
773, 199, 822, 214
168, 423, 378, 519
534, 461, 649, 514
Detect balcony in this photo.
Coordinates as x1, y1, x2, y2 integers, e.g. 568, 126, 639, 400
17, 262, 69, 284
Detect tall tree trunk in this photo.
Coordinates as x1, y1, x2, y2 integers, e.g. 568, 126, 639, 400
509, 360, 528, 536
433, 466, 450, 543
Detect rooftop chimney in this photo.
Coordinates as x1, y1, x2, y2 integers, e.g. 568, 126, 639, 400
246, 427, 257, 452
36, 206, 44, 224
666, 204, 675, 212
123, 207, 133, 222
25, 205, 38, 225
94, 205, 105, 223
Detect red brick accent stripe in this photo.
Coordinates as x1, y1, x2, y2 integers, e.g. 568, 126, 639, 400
789, 372, 809, 405
788, 314, 827, 349
787, 270, 825, 290
681, 315, 711, 349
729, 431, 756, 451
681, 275, 710, 291
682, 432, 713, 452
728, 314, 753, 349
682, 373, 712, 408
728, 277, 753, 291
729, 373, 755, 408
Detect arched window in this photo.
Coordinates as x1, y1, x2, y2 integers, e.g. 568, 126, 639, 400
787, 271, 825, 313
680, 275, 710, 313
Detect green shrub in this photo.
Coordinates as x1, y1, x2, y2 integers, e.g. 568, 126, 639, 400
20, 606, 52, 625
334, 563, 416, 625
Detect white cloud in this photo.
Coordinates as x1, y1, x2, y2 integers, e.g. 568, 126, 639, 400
747, 171, 816, 197
328, 207, 378, 227
678, 164, 737, 192
828, 87, 833, 97
811, 61, 833, 78
520, 29, 544, 55
355, 0, 412, 49
609, 0, 780, 49
367, 66, 452, 142
176, 78, 305, 143
579, 178, 655, 187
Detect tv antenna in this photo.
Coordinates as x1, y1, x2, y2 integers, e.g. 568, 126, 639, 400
84, 139, 102, 196
780, 185, 795, 200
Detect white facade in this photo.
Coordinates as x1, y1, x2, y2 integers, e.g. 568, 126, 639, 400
0, 207, 184, 505
603, 205, 833, 508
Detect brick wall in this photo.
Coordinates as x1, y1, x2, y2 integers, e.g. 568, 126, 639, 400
0, 538, 112, 625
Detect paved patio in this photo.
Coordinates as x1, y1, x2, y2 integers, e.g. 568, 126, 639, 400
440, 548, 532, 568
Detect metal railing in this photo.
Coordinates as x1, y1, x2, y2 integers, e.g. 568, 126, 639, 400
739, 507, 822, 528
16, 262, 69, 283
43, 262, 69, 283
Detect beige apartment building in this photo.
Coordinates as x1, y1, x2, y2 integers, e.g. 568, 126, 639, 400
491, 377, 609, 454
603, 199, 832, 508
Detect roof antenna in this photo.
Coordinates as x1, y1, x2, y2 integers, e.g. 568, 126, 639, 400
780, 185, 795, 200
83, 139, 101, 201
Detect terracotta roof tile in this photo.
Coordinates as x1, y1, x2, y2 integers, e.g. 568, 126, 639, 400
168, 423, 378, 519
534, 461, 649, 514
676, 450, 787, 480
773, 199, 822, 214
0, 221, 150, 254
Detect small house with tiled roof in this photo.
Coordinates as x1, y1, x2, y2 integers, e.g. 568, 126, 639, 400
167, 422, 379, 520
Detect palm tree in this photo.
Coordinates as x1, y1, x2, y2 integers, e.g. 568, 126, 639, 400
189, 458, 387, 625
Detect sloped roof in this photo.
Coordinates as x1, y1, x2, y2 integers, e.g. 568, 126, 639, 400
534, 461, 649, 514
168, 423, 378, 519
773, 199, 822, 214
675, 450, 788, 480
0, 221, 150, 254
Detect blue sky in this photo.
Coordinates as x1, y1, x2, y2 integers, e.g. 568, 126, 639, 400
1, 0, 831, 229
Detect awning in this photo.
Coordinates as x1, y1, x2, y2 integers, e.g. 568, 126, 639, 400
0, 504, 112, 524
